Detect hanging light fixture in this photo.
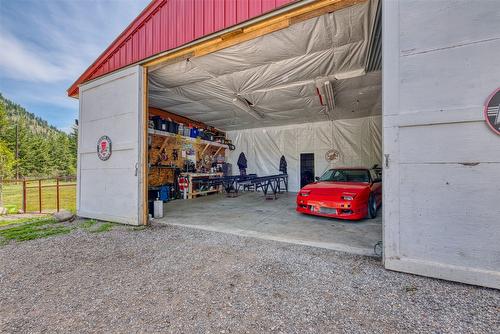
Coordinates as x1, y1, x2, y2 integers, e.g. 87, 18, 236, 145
323, 81, 336, 113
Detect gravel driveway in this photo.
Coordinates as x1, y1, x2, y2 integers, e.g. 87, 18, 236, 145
0, 222, 498, 333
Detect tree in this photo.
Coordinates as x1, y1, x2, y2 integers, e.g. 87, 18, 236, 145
0, 93, 77, 177
0, 100, 15, 179
0, 100, 15, 207
49, 132, 75, 176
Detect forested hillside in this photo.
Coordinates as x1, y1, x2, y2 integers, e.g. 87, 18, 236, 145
0, 93, 77, 178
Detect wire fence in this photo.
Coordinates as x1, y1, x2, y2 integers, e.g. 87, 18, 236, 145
0, 176, 76, 214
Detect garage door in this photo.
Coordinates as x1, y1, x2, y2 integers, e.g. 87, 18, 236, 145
77, 66, 146, 225
382, 0, 500, 289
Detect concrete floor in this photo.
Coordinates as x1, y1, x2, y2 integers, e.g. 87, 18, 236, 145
161, 192, 382, 256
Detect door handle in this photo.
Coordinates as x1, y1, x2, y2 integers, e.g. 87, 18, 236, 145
135, 162, 138, 176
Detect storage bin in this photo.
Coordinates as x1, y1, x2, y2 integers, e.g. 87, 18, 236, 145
159, 185, 169, 201
190, 127, 199, 138
160, 119, 168, 131
168, 121, 178, 133
151, 116, 162, 130
183, 125, 191, 137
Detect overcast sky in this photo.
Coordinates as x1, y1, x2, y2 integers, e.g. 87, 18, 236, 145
0, 0, 150, 132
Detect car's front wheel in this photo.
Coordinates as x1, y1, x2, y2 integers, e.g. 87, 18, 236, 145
367, 194, 377, 219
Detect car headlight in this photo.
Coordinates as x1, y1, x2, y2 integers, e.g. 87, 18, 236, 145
300, 190, 311, 197
341, 192, 356, 201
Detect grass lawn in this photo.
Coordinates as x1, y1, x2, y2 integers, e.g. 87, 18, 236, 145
0, 180, 76, 213
0, 217, 71, 242
0, 217, 118, 244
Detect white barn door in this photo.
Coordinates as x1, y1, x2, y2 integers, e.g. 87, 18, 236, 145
77, 66, 146, 225
382, 0, 500, 289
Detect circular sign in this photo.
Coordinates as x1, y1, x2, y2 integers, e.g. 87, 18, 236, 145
97, 136, 112, 161
325, 149, 340, 162
484, 88, 500, 135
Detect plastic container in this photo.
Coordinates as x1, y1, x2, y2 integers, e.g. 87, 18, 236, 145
159, 185, 169, 201
160, 119, 168, 131
153, 199, 163, 218
168, 120, 177, 133
184, 124, 191, 137
151, 116, 162, 130
190, 127, 199, 138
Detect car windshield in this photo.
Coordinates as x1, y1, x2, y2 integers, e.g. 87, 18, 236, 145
319, 169, 370, 183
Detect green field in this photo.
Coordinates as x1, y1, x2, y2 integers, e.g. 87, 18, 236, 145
0, 180, 76, 213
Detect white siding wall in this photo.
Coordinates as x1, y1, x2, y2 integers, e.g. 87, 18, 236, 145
78, 66, 144, 225
382, 0, 500, 288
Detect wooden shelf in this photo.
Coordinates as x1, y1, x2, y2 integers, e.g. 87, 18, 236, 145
179, 172, 224, 199
148, 128, 229, 149
180, 172, 223, 177
191, 189, 221, 196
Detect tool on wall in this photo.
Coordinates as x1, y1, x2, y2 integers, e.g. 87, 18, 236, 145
160, 148, 168, 161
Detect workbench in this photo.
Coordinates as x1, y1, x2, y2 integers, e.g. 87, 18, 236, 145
180, 172, 223, 199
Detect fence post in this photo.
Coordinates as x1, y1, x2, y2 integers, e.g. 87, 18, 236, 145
22, 179, 27, 213
56, 177, 60, 212
38, 179, 42, 213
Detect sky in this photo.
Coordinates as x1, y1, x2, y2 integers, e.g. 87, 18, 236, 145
0, 0, 150, 133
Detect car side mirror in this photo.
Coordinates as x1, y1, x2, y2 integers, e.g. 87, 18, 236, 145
315, 176, 320, 181
373, 178, 382, 183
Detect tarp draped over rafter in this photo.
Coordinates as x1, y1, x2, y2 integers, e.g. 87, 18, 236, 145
148, 0, 380, 131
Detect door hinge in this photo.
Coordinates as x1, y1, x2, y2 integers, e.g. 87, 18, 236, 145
135, 162, 138, 176
384, 154, 390, 168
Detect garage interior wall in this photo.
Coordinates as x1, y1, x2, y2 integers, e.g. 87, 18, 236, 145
227, 115, 381, 192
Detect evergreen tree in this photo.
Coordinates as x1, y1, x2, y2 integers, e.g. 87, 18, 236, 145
0, 92, 77, 177
0, 100, 15, 179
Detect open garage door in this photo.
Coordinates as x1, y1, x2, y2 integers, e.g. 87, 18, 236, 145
382, 0, 500, 289
78, 66, 146, 225
145, 0, 383, 254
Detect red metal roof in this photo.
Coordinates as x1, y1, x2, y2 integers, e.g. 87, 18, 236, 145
68, 0, 295, 97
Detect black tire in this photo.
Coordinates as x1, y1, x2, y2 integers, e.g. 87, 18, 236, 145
367, 194, 377, 219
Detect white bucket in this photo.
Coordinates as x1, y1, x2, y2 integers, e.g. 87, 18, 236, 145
153, 199, 164, 218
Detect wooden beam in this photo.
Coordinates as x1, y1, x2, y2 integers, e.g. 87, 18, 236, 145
194, 19, 290, 57
289, 0, 365, 25
201, 143, 210, 156
145, 37, 223, 68
142, 66, 149, 225
149, 107, 212, 131
221, 28, 244, 40
159, 137, 170, 152
143, 0, 366, 68
214, 147, 222, 156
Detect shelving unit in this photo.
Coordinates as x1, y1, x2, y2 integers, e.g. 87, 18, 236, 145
180, 172, 223, 199
148, 128, 229, 149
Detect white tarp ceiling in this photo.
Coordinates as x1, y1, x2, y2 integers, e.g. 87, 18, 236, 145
148, 0, 380, 131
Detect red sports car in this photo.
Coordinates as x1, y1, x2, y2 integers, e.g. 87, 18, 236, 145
296, 167, 382, 220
